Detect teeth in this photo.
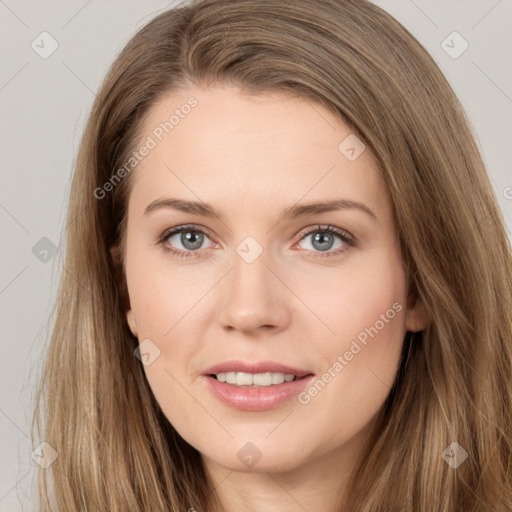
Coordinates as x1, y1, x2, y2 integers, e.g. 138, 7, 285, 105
215, 372, 298, 386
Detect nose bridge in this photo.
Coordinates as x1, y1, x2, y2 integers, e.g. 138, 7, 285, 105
218, 239, 290, 332
232, 244, 273, 294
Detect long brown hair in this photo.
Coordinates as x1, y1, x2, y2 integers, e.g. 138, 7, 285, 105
32, 0, 512, 510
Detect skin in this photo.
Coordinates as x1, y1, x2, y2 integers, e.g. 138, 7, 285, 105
118, 84, 428, 512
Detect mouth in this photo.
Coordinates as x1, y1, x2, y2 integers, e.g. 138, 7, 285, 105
202, 361, 315, 411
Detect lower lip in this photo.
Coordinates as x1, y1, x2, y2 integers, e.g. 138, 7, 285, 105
203, 374, 315, 411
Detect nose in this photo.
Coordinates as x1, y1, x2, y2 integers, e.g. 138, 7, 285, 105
217, 252, 291, 335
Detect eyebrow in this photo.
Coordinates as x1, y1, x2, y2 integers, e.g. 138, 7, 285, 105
144, 197, 378, 223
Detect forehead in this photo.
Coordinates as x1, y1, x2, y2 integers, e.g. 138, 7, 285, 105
128, 85, 390, 221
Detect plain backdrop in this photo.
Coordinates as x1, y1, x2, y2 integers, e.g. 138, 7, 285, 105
1, 0, 511, 509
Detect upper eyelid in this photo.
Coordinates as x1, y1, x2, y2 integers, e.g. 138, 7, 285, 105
297, 224, 354, 242
161, 224, 214, 241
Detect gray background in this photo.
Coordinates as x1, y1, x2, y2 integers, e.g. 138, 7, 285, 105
1, 0, 511, 510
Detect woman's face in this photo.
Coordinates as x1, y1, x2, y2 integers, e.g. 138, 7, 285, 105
120, 84, 427, 474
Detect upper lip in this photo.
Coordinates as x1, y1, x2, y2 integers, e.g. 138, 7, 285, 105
203, 360, 313, 378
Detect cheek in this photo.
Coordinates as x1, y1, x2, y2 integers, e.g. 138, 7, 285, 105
124, 251, 214, 440
294, 245, 407, 349
291, 250, 408, 440
125, 242, 205, 342
124, 246, 218, 402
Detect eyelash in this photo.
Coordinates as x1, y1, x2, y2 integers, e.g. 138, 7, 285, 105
157, 224, 356, 260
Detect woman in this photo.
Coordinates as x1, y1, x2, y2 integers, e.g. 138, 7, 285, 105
32, 0, 512, 510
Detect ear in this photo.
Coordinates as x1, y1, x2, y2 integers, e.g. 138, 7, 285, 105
110, 244, 138, 338
125, 309, 138, 338
404, 289, 429, 333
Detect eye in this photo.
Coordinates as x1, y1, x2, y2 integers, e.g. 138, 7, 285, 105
294, 224, 355, 259
157, 223, 356, 260
157, 224, 215, 258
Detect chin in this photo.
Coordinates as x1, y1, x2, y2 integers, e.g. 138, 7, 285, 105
200, 439, 311, 474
